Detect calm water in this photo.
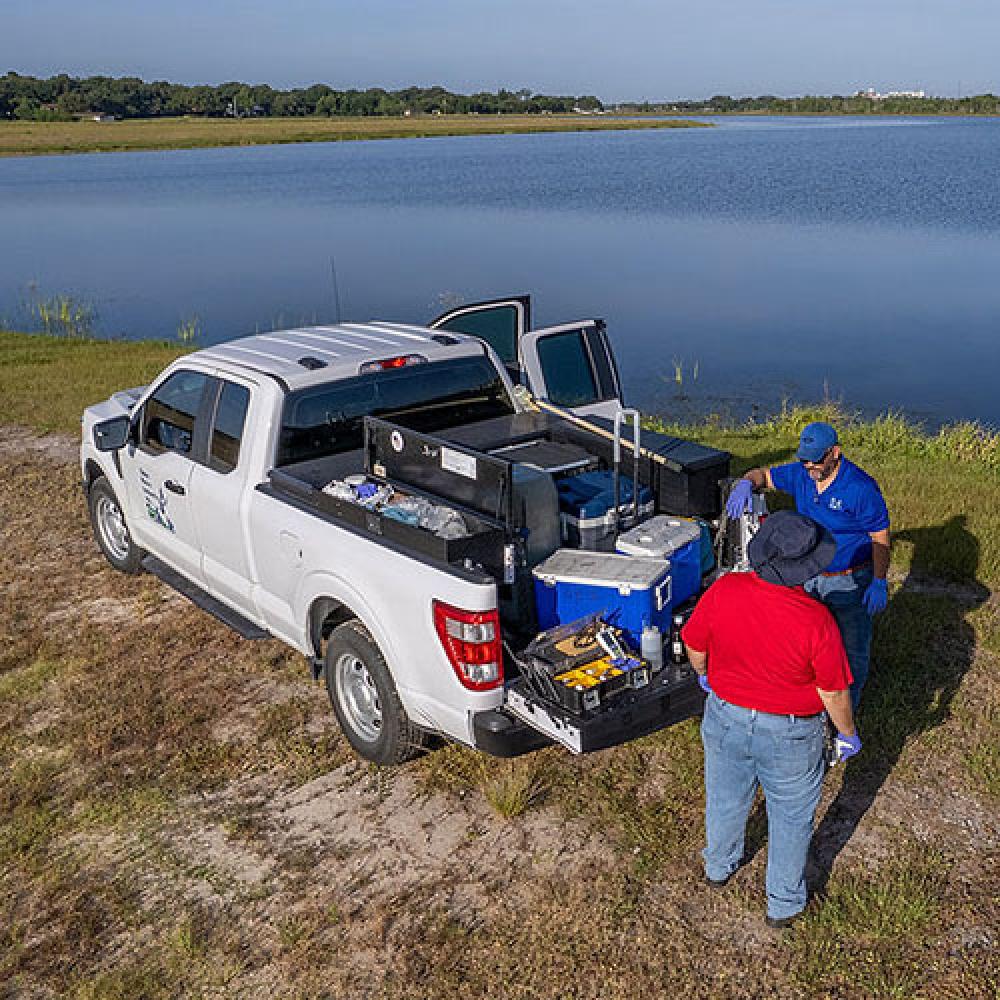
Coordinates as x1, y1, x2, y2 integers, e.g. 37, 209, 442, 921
3, 116, 1000, 428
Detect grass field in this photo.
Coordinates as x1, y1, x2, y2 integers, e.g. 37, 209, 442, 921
0, 114, 709, 157
2, 330, 998, 998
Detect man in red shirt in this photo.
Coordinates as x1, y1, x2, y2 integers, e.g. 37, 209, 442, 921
682, 510, 861, 927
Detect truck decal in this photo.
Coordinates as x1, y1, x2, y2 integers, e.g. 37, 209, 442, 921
140, 468, 175, 533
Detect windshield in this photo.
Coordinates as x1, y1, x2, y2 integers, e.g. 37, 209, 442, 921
277, 355, 515, 466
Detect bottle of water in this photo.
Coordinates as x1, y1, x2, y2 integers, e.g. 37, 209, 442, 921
641, 621, 663, 673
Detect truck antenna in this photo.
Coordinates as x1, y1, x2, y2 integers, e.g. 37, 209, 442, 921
330, 255, 343, 324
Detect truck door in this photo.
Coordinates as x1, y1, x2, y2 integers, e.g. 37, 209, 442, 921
429, 297, 623, 420
518, 320, 623, 421
188, 375, 256, 613
122, 369, 213, 585
429, 295, 531, 383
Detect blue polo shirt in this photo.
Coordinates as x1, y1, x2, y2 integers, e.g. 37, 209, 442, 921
770, 458, 889, 573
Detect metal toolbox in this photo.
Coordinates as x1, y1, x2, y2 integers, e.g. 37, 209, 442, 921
268, 467, 508, 575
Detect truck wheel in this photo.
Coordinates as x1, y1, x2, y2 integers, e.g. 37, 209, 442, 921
325, 620, 425, 765
88, 477, 144, 575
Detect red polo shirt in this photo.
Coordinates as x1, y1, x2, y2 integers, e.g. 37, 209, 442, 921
681, 571, 852, 716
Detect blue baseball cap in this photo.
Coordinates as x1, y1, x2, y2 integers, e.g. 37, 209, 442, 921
796, 422, 838, 463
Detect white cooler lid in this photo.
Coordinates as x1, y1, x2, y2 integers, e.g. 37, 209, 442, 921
617, 515, 701, 558
532, 549, 670, 589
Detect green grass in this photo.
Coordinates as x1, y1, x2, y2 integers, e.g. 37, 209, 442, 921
0, 330, 187, 433
790, 843, 949, 997
0, 114, 710, 158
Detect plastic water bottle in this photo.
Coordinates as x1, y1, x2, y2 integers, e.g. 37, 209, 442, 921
641, 622, 663, 673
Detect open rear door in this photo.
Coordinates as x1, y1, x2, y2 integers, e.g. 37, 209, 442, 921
519, 320, 623, 420
429, 295, 531, 383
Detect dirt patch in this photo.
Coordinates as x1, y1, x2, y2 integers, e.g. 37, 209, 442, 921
265, 764, 613, 908
0, 425, 78, 465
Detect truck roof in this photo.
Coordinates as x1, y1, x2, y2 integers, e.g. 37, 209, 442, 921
191, 322, 486, 389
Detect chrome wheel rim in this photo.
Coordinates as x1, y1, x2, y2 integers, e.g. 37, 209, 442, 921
335, 653, 382, 742
96, 494, 131, 562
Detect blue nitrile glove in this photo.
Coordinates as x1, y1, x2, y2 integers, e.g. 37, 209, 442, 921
698, 674, 711, 695
863, 578, 889, 616
833, 731, 861, 764
725, 478, 754, 519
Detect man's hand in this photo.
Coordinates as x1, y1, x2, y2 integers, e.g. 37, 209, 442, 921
863, 578, 889, 616
833, 731, 861, 764
725, 479, 754, 519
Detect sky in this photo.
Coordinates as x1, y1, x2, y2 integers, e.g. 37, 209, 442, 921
3, 0, 997, 101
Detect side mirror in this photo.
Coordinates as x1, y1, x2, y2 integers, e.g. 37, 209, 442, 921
93, 415, 131, 452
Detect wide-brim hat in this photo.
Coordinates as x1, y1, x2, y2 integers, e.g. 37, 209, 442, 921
748, 510, 837, 587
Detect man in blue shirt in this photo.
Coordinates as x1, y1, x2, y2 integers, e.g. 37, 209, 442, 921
726, 422, 890, 707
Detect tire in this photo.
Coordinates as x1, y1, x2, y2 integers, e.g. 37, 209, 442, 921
88, 476, 144, 575
324, 619, 426, 765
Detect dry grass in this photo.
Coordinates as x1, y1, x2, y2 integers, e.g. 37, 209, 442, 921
1, 344, 998, 997
0, 114, 708, 158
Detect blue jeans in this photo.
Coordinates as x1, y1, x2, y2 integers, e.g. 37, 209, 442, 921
701, 693, 826, 920
804, 566, 873, 709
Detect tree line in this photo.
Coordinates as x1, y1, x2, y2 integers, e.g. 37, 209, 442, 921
618, 93, 1000, 116
0, 72, 603, 120
4, 73, 997, 121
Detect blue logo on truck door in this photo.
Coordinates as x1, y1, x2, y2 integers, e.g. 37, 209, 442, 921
140, 468, 175, 533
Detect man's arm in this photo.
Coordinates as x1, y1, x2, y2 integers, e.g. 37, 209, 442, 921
869, 528, 891, 580
685, 645, 707, 676
740, 467, 774, 490
816, 687, 855, 736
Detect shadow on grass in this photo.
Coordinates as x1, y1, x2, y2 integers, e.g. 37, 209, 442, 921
809, 514, 989, 893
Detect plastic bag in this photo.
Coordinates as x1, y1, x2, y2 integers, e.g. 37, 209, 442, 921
425, 505, 469, 539
322, 479, 355, 501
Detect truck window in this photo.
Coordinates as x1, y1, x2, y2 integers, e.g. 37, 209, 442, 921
208, 381, 251, 473
535, 329, 617, 407
434, 307, 519, 364
141, 370, 211, 456
277, 356, 515, 466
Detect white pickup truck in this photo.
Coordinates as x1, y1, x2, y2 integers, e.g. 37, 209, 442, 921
82, 297, 730, 765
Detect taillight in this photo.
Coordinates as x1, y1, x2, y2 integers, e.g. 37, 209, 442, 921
358, 354, 427, 373
432, 601, 503, 691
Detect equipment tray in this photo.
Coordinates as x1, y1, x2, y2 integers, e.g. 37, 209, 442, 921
504, 667, 705, 754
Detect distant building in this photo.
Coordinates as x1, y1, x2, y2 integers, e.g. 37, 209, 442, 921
74, 112, 116, 122
856, 87, 926, 101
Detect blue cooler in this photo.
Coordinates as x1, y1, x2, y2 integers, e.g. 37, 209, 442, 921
616, 516, 704, 606
557, 472, 655, 551
532, 549, 673, 649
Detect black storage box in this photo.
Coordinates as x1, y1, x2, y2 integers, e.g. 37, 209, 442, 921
638, 430, 731, 520
268, 468, 507, 575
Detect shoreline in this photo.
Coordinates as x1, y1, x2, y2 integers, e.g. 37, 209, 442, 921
0, 114, 709, 158
4, 329, 999, 439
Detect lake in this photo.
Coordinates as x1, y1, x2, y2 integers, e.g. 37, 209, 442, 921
3, 115, 999, 429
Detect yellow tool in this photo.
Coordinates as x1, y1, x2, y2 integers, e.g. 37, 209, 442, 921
555, 658, 623, 688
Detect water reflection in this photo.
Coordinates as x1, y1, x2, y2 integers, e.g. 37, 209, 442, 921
2, 117, 999, 427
